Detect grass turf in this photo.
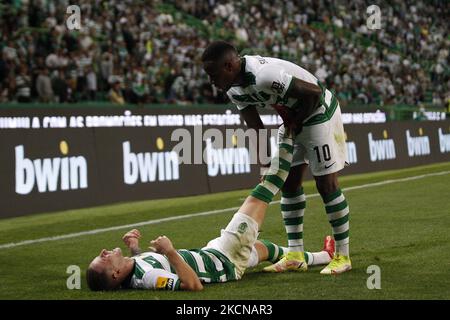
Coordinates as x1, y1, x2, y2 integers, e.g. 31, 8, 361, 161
0, 162, 449, 300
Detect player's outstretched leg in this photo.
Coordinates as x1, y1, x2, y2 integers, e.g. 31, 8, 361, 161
319, 189, 352, 275
238, 129, 294, 228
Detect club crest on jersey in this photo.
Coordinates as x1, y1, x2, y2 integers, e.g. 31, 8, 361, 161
271, 81, 285, 95
238, 222, 248, 234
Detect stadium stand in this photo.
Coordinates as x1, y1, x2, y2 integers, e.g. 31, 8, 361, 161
0, 0, 448, 108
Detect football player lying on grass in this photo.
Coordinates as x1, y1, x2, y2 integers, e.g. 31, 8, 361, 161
87, 230, 335, 291
87, 129, 334, 291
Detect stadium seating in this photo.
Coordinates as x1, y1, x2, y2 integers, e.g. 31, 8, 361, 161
0, 0, 448, 108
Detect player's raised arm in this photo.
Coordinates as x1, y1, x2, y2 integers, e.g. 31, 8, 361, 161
122, 229, 142, 256
150, 236, 203, 291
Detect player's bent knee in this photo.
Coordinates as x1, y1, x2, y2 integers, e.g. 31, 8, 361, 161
315, 174, 339, 196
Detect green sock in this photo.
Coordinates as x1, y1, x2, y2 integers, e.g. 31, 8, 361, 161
322, 188, 350, 256
251, 134, 294, 203
259, 239, 287, 263
281, 188, 306, 252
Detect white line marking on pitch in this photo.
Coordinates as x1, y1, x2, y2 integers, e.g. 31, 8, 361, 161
0, 170, 449, 250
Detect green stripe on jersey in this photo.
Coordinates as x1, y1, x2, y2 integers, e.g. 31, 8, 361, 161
142, 255, 163, 269
178, 250, 199, 274
202, 249, 237, 281
134, 262, 145, 280
177, 249, 236, 283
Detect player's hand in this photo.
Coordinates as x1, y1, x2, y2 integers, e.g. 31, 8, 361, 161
149, 236, 175, 255
283, 124, 297, 138
122, 229, 141, 249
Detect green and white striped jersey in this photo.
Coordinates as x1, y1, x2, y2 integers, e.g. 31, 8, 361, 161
125, 248, 237, 290
227, 55, 337, 126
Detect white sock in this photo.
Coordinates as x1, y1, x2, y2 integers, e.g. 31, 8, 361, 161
305, 251, 332, 266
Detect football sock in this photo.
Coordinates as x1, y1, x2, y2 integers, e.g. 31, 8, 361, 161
305, 251, 332, 266
259, 240, 331, 266
251, 133, 293, 203
321, 188, 350, 256
281, 188, 305, 252
259, 239, 286, 263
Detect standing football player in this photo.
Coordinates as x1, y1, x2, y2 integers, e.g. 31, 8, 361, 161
201, 41, 351, 275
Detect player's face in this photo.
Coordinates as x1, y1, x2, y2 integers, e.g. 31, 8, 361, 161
95, 247, 124, 269
203, 61, 236, 91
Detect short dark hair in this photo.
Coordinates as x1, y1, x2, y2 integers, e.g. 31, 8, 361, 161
86, 265, 114, 291
201, 41, 237, 63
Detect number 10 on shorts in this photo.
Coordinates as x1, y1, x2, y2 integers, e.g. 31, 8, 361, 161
313, 144, 331, 163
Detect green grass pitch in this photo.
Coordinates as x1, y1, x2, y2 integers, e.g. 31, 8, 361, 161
1, 162, 449, 300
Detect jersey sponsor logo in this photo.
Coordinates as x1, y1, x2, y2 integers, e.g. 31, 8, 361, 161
406, 130, 430, 157
166, 278, 175, 290
15, 143, 88, 195
156, 276, 175, 290
271, 81, 285, 95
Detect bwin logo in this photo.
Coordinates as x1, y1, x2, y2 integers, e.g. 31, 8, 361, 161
346, 141, 358, 164
406, 130, 430, 157
123, 141, 179, 184
438, 128, 450, 153
206, 139, 250, 177
15, 142, 88, 195
368, 132, 396, 162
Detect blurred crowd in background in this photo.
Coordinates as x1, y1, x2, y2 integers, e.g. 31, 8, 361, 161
0, 0, 448, 108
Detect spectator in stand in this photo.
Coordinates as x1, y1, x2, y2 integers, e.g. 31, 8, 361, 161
14, 64, 31, 103
109, 80, 125, 105
0, 0, 447, 107
36, 67, 54, 103
52, 69, 69, 103
86, 66, 98, 101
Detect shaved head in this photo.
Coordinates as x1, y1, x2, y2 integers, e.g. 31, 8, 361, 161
202, 41, 242, 91
201, 41, 238, 64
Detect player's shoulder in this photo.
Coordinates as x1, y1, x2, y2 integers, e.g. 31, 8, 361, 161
244, 55, 283, 74
245, 55, 287, 81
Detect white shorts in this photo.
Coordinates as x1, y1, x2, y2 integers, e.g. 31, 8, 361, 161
278, 103, 348, 176
203, 212, 259, 280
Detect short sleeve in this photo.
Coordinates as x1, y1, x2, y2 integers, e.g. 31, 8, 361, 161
141, 269, 181, 291
256, 65, 293, 97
